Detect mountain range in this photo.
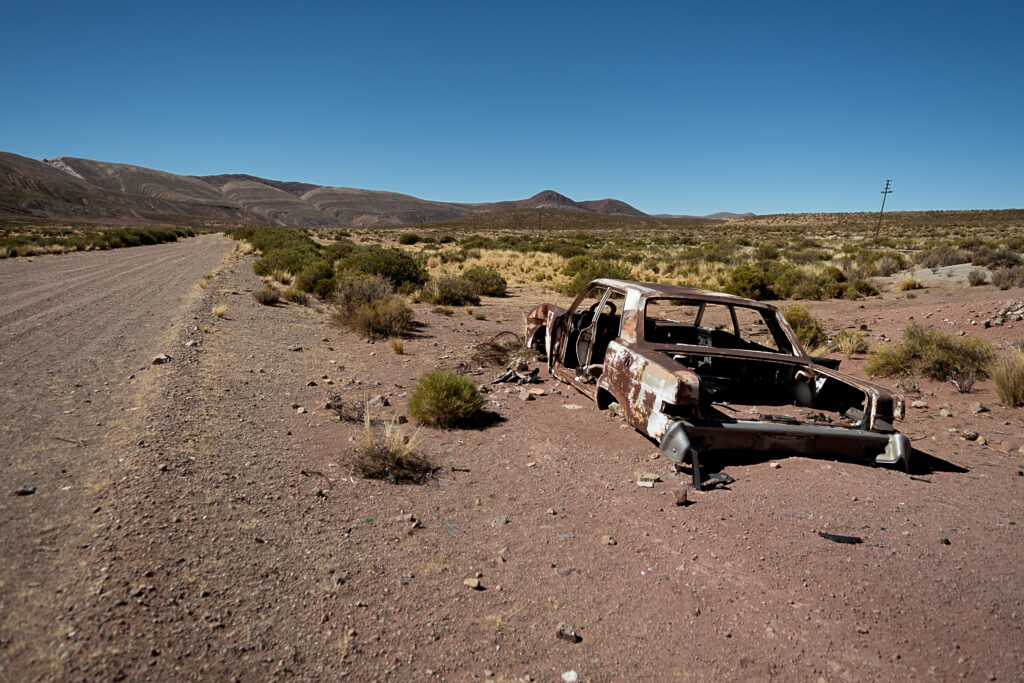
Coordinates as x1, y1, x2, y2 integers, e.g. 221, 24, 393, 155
0, 152, 743, 228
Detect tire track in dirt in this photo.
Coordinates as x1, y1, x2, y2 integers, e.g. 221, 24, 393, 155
0, 234, 232, 677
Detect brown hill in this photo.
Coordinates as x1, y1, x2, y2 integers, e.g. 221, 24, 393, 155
0, 152, 648, 228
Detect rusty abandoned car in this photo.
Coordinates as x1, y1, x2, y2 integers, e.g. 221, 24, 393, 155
525, 279, 909, 488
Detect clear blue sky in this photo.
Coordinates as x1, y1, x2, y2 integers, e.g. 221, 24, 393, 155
1, 1, 1021, 215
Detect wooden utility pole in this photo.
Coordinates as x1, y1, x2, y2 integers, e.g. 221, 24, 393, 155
873, 179, 893, 240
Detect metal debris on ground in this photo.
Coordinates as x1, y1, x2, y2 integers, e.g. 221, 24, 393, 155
817, 531, 863, 544
491, 364, 541, 384
472, 331, 533, 368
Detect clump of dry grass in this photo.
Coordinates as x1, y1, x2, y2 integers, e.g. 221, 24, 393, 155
271, 269, 294, 285
434, 305, 454, 316
253, 287, 280, 306
351, 409, 432, 484
198, 279, 208, 290
991, 350, 1024, 407
390, 337, 405, 355
895, 275, 923, 291
830, 330, 870, 357
212, 304, 228, 319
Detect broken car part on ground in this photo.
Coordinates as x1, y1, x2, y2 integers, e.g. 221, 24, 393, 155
526, 279, 909, 489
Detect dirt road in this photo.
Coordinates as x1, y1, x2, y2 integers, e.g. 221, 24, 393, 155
1, 239, 1022, 681
0, 234, 232, 678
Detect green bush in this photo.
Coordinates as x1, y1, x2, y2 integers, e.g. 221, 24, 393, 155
408, 371, 484, 428
339, 247, 427, 287
866, 323, 996, 381
461, 266, 507, 296
783, 305, 825, 349
252, 244, 322, 277
559, 259, 634, 296
397, 232, 421, 245
723, 262, 783, 300
420, 276, 480, 306
295, 259, 335, 294
323, 239, 358, 263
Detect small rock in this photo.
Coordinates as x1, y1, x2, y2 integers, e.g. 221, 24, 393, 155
1000, 440, 1020, 453
156, 463, 168, 472
547, 508, 556, 515
369, 393, 390, 407
296, 407, 307, 414
911, 400, 928, 409
555, 622, 581, 643
463, 578, 483, 590
14, 484, 36, 496
636, 472, 660, 487
971, 402, 989, 414
185, 340, 198, 347
288, 345, 303, 352
306, 380, 317, 387
672, 488, 688, 506
939, 408, 952, 418
961, 429, 979, 441
608, 401, 623, 418
769, 461, 781, 469
601, 535, 617, 546
562, 671, 579, 683
152, 353, 171, 365
527, 387, 546, 396
291, 402, 300, 409
491, 515, 508, 528
940, 538, 951, 545
518, 389, 533, 401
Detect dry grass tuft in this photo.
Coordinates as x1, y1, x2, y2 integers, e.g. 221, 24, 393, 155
895, 275, 923, 291
992, 350, 1024, 407
253, 287, 281, 306
352, 410, 433, 484
212, 304, 228, 319
390, 336, 405, 355
830, 330, 870, 357
472, 331, 534, 367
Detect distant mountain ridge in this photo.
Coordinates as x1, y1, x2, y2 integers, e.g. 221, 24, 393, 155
0, 152, 684, 228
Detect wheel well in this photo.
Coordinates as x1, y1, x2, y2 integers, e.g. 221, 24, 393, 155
596, 388, 618, 410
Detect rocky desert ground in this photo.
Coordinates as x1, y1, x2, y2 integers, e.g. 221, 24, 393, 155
1, 234, 1022, 681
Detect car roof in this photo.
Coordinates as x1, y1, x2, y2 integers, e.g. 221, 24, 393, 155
591, 278, 781, 312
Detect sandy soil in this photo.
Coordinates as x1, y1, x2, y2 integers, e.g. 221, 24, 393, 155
1, 238, 1023, 681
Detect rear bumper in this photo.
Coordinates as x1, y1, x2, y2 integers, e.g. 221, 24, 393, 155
659, 418, 910, 471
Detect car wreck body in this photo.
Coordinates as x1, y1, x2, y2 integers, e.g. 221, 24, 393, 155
525, 279, 909, 488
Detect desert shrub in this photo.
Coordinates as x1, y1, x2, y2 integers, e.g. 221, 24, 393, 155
282, 288, 309, 305
339, 246, 427, 287
461, 266, 507, 297
323, 239, 358, 263
295, 259, 335, 294
390, 337, 404, 354
352, 411, 434, 484
915, 246, 971, 269
332, 275, 411, 339
397, 232, 421, 245
971, 246, 1020, 269
831, 330, 870, 357
421, 276, 480, 306
252, 287, 280, 306
335, 296, 413, 339
332, 275, 394, 311
865, 323, 995, 382
212, 304, 228, 319
407, 371, 484, 428
438, 234, 455, 244
894, 275, 923, 291
992, 267, 1024, 290
783, 305, 825, 349
967, 268, 988, 286
991, 351, 1024, 407
559, 259, 634, 296
252, 244, 322, 277
562, 255, 591, 277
